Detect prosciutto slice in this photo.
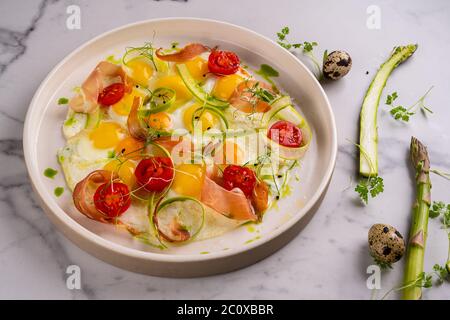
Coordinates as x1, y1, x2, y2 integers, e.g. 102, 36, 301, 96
229, 80, 274, 113
201, 170, 258, 222
155, 43, 209, 62
72, 170, 118, 223
127, 96, 148, 140
69, 61, 129, 114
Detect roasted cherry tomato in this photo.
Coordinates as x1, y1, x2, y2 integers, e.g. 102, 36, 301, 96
98, 83, 125, 106
222, 165, 256, 197
208, 50, 240, 75
134, 157, 174, 192
93, 182, 131, 217
267, 120, 303, 148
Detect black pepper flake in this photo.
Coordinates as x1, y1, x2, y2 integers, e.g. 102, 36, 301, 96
366, 71, 369, 75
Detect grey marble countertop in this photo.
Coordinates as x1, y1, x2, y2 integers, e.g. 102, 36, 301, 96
1, 0, 449, 299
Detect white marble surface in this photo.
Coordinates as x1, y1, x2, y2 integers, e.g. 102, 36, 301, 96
0, 0, 449, 299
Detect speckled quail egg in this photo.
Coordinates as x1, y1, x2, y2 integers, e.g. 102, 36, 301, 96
368, 223, 405, 265
323, 50, 352, 80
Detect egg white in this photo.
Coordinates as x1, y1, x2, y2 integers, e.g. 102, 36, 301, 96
57, 130, 116, 190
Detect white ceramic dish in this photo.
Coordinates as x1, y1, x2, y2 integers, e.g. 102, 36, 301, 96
23, 18, 337, 277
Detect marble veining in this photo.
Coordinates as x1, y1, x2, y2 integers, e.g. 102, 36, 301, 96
0, 0, 449, 299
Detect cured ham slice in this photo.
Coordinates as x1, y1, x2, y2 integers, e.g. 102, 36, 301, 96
72, 170, 118, 223
127, 96, 147, 140
69, 61, 129, 114
155, 43, 209, 62
229, 80, 274, 113
201, 174, 258, 222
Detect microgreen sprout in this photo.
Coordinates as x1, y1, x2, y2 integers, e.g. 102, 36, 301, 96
385, 87, 434, 122
276, 26, 324, 79
430, 200, 450, 280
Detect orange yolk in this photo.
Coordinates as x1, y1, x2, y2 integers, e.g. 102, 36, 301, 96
127, 59, 154, 87
172, 164, 205, 199
180, 57, 209, 82
154, 75, 192, 105
183, 104, 218, 132
103, 159, 136, 187
212, 74, 243, 100
89, 122, 122, 149
112, 88, 147, 116
212, 141, 244, 165
115, 136, 145, 160
145, 112, 173, 130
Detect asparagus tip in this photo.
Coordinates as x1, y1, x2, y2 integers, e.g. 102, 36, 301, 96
410, 137, 430, 173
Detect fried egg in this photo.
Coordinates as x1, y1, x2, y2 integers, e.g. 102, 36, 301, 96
58, 121, 126, 190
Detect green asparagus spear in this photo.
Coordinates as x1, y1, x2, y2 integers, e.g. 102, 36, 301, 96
359, 44, 417, 177
403, 137, 432, 300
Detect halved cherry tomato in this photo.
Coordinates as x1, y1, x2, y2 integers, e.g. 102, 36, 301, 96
93, 182, 131, 217
98, 83, 125, 106
208, 50, 240, 75
222, 165, 256, 197
134, 157, 174, 192
268, 120, 303, 148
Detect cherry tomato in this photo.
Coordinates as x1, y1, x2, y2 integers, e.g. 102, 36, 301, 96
98, 83, 125, 106
208, 50, 240, 75
222, 165, 256, 197
135, 157, 174, 192
267, 120, 303, 148
93, 182, 131, 217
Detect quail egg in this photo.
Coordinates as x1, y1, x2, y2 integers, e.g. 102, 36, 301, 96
323, 50, 352, 80
368, 223, 405, 265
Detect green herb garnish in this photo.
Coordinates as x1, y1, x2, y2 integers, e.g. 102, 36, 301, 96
44, 167, 58, 179
350, 140, 384, 204
385, 87, 433, 122
106, 54, 121, 64
381, 271, 433, 300
122, 42, 158, 72
276, 26, 323, 78
430, 200, 450, 281
107, 150, 116, 159
54, 187, 64, 197
57, 97, 69, 105
429, 201, 450, 219
355, 175, 384, 204
255, 64, 279, 90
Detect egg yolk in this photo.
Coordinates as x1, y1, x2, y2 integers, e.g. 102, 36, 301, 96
145, 112, 173, 130
89, 122, 122, 149
104, 159, 136, 187
212, 74, 243, 100
115, 136, 145, 160
183, 104, 218, 132
180, 57, 209, 82
127, 59, 154, 87
112, 88, 147, 116
172, 164, 205, 199
154, 75, 192, 104
212, 141, 244, 165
